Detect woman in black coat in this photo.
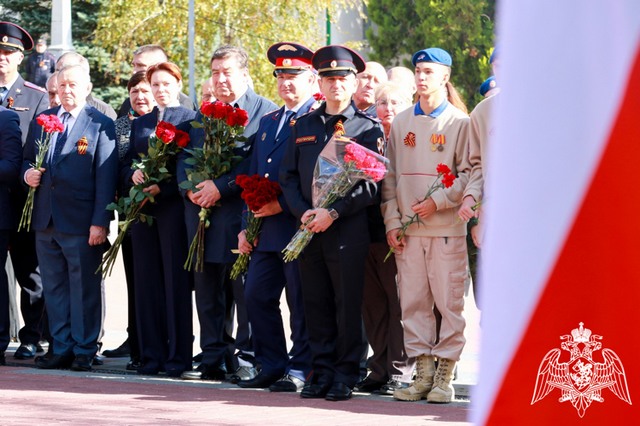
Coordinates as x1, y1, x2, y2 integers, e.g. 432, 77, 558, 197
122, 62, 195, 376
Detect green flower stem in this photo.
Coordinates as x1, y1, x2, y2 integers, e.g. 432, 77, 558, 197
184, 207, 210, 272
229, 213, 263, 279
18, 134, 52, 232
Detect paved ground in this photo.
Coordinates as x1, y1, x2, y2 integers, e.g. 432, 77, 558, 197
2, 248, 480, 425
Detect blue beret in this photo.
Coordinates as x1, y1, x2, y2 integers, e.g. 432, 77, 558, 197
479, 76, 498, 97
412, 48, 452, 67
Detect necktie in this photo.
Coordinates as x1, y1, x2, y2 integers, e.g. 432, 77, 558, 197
0, 86, 7, 103
276, 110, 295, 138
52, 112, 71, 161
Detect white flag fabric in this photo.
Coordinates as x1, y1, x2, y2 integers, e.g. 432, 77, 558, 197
474, 1, 640, 424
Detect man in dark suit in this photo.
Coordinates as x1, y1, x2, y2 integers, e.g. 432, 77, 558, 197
0, 106, 23, 366
235, 42, 317, 391
280, 45, 384, 401
23, 63, 117, 371
178, 44, 276, 381
0, 21, 50, 361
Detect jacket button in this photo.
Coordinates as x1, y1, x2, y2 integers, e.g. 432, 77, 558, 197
264, 173, 269, 178
267, 158, 272, 163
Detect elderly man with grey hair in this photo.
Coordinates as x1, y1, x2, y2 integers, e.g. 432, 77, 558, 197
55, 52, 117, 120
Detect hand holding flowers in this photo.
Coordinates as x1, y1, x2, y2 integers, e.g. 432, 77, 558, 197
19, 114, 65, 231
282, 136, 388, 262
229, 174, 282, 279
181, 101, 248, 272
99, 121, 189, 276
384, 163, 456, 261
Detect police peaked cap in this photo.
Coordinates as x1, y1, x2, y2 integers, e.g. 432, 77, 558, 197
312, 45, 365, 77
267, 42, 315, 76
0, 21, 34, 52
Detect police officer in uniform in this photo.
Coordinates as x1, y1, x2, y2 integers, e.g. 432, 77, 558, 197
0, 21, 50, 360
24, 38, 56, 88
280, 45, 384, 401
236, 42, 317, 391
0, 106, 23, 366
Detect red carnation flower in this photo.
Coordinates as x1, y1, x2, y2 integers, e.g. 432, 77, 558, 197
442, 172, 456, 188
37, 114, 65, 133
436, 163, 451, 175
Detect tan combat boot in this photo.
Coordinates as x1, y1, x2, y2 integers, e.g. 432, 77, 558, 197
393, 355, 435, 401
426, 358, 456, 403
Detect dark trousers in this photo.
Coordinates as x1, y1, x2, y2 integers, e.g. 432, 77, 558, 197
35, 228, 102, 356
226, 273, 252, 357
9, 229, 48, 345
131, 198, 192, 374
244, 250, 310, 379
362, 242, 414, 382
120, 230, 139, 361
0, 231, 10, 351
194, 262, 229, 369
299, 225, 368, 387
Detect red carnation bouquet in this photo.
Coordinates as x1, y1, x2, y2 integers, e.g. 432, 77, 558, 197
181, 100, 248, 272
19, 114, 65, 231
99, 121, 190, 276
229, 174, 282, 279
282, 136, 388, 262
384, 163, 456, 261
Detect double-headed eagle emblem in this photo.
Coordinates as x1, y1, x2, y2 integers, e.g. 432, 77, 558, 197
531, 322, 632, 417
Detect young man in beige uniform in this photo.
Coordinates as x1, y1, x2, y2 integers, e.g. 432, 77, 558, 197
381, 47, 471, 403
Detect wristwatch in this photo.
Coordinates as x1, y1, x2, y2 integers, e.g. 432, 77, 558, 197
328, 208, 339, 220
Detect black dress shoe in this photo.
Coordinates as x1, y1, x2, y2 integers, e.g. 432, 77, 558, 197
71, 354, 93, 371
14, 343, 43, 359
300, 380, 332, 399
126, 359, 142, 371
354, 375, 386, 393
325, 382, 352, 401
237, 372, 281, 388
137, 365, 160, 375
0, 351, 5, 365
102, 339, 130, 358
181, 364, 226, 381
269, 374, 305, 392
375, 379, 409, 395
36, 354, 74, 369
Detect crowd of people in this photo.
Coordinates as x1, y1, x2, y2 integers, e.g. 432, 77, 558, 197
0, 19, 498, 404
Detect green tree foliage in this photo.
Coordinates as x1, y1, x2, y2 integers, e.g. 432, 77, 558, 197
1, 0, 128, 107
366, 0, 496, 109
94, 0, 360, 105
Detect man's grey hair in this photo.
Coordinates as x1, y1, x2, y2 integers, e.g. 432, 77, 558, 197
56, 52, 90, 74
